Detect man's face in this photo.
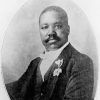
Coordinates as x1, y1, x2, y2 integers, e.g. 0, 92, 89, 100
39, 11, 69, 51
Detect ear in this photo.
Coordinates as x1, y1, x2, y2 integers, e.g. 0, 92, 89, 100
67, 25, 70, 35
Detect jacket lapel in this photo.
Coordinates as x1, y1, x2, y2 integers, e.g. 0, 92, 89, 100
44, 43, 73, 99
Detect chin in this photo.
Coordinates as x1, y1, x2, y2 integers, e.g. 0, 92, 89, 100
47, 45, 61, 51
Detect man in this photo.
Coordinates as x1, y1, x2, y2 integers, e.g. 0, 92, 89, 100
6, 6, 94, 100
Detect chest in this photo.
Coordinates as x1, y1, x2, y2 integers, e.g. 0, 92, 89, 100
35, 65, 69, 97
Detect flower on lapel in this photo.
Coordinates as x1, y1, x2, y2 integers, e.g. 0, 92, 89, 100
53, 68, 62, 76
55, 59, 63, 68
53, 59, 63, 76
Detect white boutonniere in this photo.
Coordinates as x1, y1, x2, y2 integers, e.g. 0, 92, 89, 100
53, 59, 63, 76
55, 59, 63, 68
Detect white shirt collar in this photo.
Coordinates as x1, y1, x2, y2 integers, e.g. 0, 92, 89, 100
40, 41, 69, 59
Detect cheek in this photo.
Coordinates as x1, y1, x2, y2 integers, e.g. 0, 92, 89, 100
40, 30, 48, 37
57, 30, 68, 40
56, 30, 65, 37
40, 31, 48, 42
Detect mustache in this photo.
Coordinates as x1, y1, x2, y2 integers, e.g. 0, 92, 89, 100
45, 34, 60, 43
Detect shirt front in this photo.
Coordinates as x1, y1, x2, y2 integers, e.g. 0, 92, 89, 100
39, 42, 69, 80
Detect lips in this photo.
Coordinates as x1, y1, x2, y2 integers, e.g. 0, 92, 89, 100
45, 38, 56, 43
48, 39, 56, 43
45, 35, 60, 44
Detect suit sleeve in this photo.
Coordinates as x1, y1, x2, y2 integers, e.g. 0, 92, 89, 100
63, 56, 94, 100
5, 59, 36, 100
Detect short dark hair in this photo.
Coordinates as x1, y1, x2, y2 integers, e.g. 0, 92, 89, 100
39, 6, 68, 24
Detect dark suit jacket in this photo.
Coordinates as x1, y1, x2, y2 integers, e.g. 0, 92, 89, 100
6, 43, 94, 100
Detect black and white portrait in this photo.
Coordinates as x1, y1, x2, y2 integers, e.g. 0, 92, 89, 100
1, 0, 98, 100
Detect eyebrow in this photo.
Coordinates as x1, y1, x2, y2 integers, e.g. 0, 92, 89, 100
53, 21, 63, 26
40, 23, 48, 26
54, 22, 62, 24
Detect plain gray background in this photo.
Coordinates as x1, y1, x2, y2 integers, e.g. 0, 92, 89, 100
1, 1, 97, 95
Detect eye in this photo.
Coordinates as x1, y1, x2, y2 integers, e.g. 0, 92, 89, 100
41, 25, 48, 30
55, 24, 62, 29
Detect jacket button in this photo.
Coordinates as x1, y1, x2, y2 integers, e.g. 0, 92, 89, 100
41, 93, 43, 96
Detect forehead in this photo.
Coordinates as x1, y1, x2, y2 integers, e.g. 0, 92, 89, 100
40, 11, 65, 25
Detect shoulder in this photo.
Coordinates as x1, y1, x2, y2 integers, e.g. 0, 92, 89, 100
69, 44, 93, 64
29, 57, 41, 65
5, 57, 41, 92
69, 45, 94, 72
27, 57, 41, 69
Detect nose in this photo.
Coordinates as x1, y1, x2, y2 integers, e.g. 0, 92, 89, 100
48, 26, 56, 36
